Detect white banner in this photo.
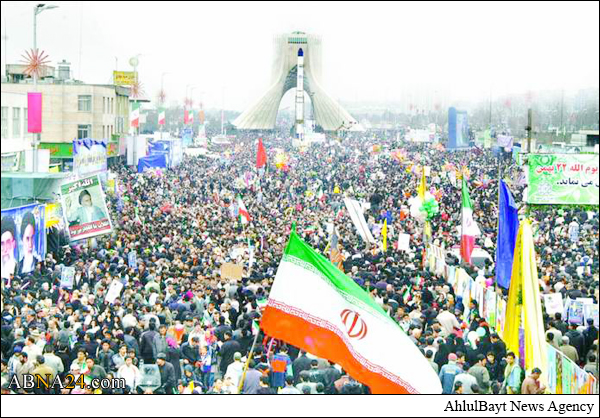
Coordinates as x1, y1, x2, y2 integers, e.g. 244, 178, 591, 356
543, 293, 564, 317
398, 233, 411, 252
105, 280, 124, 305
344, 198, 376, 244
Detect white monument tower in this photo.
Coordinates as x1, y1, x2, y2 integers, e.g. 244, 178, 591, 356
234, 31, 358, 132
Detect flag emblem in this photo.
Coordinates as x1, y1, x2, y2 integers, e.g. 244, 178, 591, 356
341, 309, 368, 340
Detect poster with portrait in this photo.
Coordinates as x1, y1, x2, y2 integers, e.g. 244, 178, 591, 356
567, 300, 585, 325
60, 175, 113, 242
583, 304, 598, 327
1, 204, 46, 279
60, 266, 76, 290
543, 293, 564, 317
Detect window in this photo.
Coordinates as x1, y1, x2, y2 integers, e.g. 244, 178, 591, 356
12, 108, 21, 137
1, 107, 8, 139
77, 124, 91, 139
110, 98, 114, 114
102, 125, 106, 139
78, 95, 92, 112
116, 116, 124, 134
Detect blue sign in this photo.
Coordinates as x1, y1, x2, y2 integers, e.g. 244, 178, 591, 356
128, 251, 138, 270
448, 107, 469, 150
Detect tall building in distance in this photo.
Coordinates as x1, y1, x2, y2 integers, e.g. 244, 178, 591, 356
234, 31, 358, 132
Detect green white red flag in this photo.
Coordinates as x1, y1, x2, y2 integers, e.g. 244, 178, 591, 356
460, 179, 481, 264
260, 229, 442, 394
237, 195, 251, 225
158, 107, 166, 126
130, 102, 140, 128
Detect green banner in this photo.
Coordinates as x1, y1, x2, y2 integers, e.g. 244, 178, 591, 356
528, 154, 599, 205
39, 143, 73, 158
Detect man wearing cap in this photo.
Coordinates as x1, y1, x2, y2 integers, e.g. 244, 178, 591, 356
225, 352, 244, 389
438, 353, 462, 394
156, 353, 176, 394
521, 368, 546, 394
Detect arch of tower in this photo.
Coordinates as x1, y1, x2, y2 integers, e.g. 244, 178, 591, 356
234, 32, 358, 132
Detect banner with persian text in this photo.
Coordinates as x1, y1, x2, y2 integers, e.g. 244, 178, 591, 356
60, 175, 113, 241
527, 154, 599, 205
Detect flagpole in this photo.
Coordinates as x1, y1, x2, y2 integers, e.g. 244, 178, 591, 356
494, 160, 503, 326
460, 178, 465, 266
238, 323, 262, 393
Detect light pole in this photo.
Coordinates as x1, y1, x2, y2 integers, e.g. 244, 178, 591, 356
159, 72, 170, 139
161, 72, 170, 94
32, 3, 58, 173
185, 84, 197, 130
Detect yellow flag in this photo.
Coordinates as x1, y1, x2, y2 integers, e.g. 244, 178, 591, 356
418, 168, 427, 200
504, 220, 548, 382
382, 219, 388, 252
424, 221, 432, 241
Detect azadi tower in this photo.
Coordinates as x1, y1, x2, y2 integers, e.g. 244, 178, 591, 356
234, 31, 358, 132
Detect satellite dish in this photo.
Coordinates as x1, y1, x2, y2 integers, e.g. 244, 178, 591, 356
129, 57, 139, 68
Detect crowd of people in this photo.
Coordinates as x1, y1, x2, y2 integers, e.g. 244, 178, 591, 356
1, 130, 598, 395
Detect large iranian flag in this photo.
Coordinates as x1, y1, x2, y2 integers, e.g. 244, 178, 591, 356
260, 230, 442, 394
460, 179, 481, 265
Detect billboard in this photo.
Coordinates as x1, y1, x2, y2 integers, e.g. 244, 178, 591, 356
448, 107, 469, 149
61, 175, 113, 241
113, 71, 137, 86
73, 139, 108, 178
527, 154, 599, 205
1, 204, 47, 279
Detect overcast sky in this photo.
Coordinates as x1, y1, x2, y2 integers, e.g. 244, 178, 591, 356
2, 1, 598, 111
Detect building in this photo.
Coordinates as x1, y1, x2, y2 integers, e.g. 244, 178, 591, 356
234, 31, 359, 132
1, 63, 130, 170
0, 90, 33, 172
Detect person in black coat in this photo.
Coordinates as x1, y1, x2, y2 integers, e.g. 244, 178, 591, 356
156, 354, 177, 394
139, 322, 159, 365
292, 351, 312, 385
219, 331, 241, 376
485, 351, 505, 383
489, 333, 507, 361
180, 337, 201, 367
565, 324, 586, 362
554, 313, 569, 336
166, 342, 182, 384
583, 318, 599, 357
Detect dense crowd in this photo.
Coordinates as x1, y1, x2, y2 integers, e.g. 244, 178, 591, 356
1, 131, 598, 395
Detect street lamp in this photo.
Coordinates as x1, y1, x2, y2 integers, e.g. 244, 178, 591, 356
32, 3, 58, 173
161, 72, 170, 94
185, 84, 198, 103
